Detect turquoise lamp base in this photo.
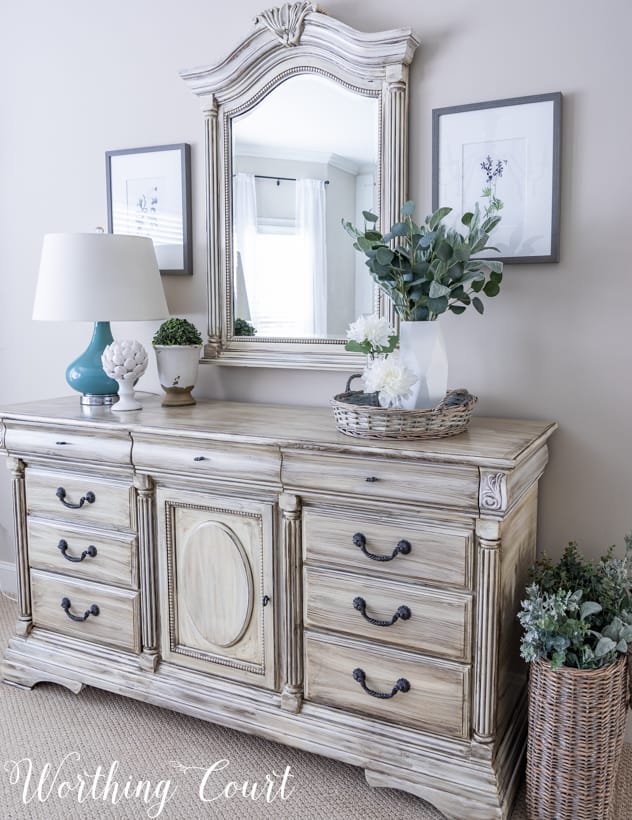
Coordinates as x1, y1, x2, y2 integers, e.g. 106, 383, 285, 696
66, 321, 119, 405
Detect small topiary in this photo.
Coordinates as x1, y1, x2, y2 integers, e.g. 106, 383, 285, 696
152, 318, 203, 346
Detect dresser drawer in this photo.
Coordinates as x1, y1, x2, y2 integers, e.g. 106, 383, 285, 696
305, 632, 470, 739
25, 469, 134, 530
4, 423, 131, 465
303, 508, 472, 588
283, 450, 479, 510
305, 567, 472, 662
28, 519, 137, 589
132, 434, 280, 484
30, 570, 140, 653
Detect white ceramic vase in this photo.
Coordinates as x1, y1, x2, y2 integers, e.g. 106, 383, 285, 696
154, 345, 202, 407
398, 320, 448, 410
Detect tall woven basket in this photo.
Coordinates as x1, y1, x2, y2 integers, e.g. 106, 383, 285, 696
526, 654, 629, 820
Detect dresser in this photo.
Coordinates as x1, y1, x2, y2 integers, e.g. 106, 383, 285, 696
0, 395, 556, 819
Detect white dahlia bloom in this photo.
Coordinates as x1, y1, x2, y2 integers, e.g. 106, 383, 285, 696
363, 353, 417, 408
346, 314, 394, 351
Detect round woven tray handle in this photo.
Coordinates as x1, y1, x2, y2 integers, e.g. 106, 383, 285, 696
436, 388, 475, 410
344, 373, 363, 393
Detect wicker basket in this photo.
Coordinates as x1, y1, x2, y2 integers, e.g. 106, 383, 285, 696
526, 654, 629, 820
331, 375, 477, 440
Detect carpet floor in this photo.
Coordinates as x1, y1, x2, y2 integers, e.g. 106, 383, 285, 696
0, 593, 629, 819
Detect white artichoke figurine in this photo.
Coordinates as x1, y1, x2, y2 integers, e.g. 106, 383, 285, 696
101, 339, 148, 411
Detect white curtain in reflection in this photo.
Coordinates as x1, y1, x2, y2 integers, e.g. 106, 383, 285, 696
296, 178, 327, 336
233, 173, 258, 322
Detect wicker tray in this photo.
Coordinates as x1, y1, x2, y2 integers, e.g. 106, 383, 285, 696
331, 375, 477, 440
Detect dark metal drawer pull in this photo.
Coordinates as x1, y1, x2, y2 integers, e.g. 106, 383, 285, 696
55, 441, 71, 445
61, 597, 99, 622
365, 476, 380, 482
352, 668, 410, 699
57, 538, 97, 563
193, 456, 207, 462
352, 532, 412, 562
56, 487, 96, 509
353, 596, 411, 627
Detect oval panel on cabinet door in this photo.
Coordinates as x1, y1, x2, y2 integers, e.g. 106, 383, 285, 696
180, 520, 254, 649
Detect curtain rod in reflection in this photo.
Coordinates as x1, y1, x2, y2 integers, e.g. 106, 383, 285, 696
254, 174, 330, 186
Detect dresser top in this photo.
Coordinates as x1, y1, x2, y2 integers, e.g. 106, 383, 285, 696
0, 394, 556, 470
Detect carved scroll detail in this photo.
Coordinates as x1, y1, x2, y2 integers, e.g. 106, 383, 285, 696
480, 471, 507, 513
254, 2, 315, 47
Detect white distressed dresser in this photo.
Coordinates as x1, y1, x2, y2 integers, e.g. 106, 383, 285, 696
0, 395, 556, 819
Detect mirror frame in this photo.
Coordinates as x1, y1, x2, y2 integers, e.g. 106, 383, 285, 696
181, 3, 419, 369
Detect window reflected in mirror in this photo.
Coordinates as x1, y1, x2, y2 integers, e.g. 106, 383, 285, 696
231, 73, 379, 339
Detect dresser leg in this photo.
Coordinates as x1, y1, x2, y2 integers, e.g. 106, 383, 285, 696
1, 659, 84, 694
365, 768, 508, 820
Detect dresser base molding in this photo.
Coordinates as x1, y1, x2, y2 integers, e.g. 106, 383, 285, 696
2, 629, 525, 819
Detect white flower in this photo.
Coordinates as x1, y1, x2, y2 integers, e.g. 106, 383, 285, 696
363, 353, 417, 408
346, 314, 394, 352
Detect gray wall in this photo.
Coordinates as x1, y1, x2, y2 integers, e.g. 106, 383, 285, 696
1, 0, 631, 570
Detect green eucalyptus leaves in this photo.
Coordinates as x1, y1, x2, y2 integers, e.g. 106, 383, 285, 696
342, 200, 504, 321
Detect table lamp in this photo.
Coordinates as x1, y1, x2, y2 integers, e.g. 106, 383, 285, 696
33, 232, 169, 405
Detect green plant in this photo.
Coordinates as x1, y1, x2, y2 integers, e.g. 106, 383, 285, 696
342, 201, 503, 321
233, 317, 256, 337
518, 535, 632, 670
152, 318, 203, 346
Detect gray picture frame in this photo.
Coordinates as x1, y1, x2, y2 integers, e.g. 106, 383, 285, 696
432, 93, 561, 264
106, 143, 192, 275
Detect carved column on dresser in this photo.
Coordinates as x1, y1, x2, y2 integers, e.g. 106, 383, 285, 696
279, 492, 303, 712
202, 92, 222, 359
134, 473, 159, 671
7, 457, 31, 637
473, 517, 502, 748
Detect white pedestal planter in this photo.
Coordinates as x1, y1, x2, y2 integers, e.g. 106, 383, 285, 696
398, 321, 448, 409
153, 345, 201, 406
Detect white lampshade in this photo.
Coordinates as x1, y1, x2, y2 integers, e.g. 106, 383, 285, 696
33, 233, 169, 321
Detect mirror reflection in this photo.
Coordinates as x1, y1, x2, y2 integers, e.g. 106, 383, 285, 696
231, 73, 378, 339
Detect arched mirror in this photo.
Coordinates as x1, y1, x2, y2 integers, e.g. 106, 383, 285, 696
181, 3, 418, 369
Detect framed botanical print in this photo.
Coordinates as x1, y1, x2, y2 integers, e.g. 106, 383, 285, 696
432, 93, 561, 263
106, 144, 192, 275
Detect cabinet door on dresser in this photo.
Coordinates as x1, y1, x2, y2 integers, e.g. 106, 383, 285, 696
155, 486, 276, 689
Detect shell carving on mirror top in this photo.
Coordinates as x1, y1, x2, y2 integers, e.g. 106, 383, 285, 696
254, 2, 316, 46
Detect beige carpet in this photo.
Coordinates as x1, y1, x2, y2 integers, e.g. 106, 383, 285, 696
0, 594, 629, 820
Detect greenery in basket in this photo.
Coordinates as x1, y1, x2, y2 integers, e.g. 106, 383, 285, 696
342, 201, 503, 321
152, 318, 203, 346
518, 535, 632, 670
